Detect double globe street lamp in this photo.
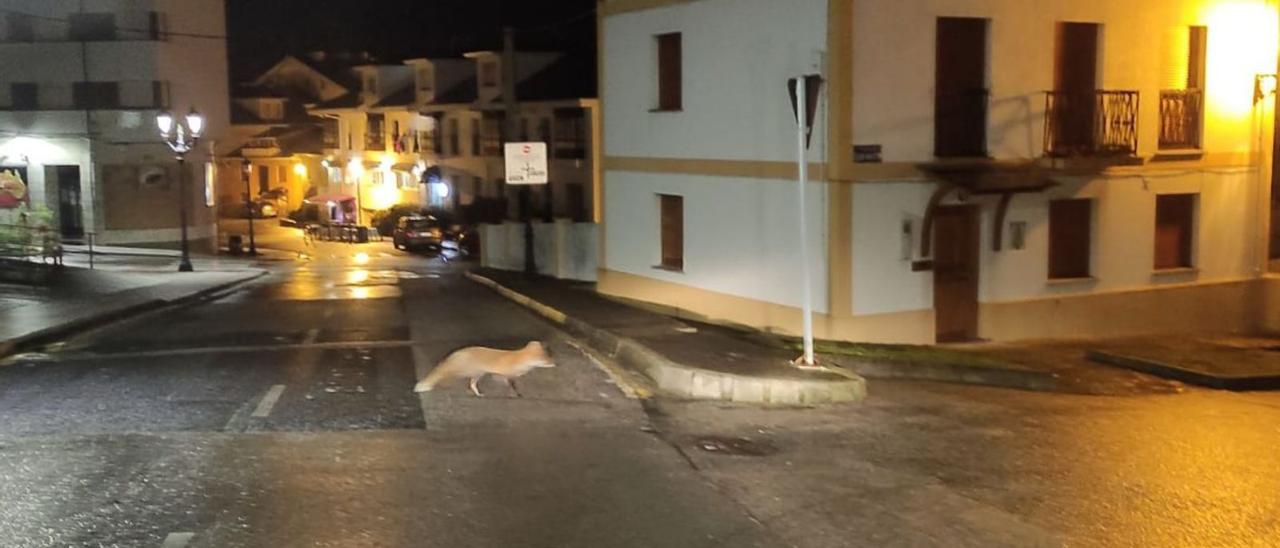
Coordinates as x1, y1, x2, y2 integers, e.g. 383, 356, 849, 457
156, 108, 204, 272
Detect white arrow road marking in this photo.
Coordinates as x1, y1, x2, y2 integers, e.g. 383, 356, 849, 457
252, 384, 287, 418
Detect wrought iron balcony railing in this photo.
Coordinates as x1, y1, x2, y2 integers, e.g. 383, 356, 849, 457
1159, 89, 1203, 151
1044, 90, 1139, 158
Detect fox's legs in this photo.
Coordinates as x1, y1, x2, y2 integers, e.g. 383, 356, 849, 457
469, 375, 484, 397
503, 376, 523, 398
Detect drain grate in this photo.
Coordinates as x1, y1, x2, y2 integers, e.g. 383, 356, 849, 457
694, 436, 779, 457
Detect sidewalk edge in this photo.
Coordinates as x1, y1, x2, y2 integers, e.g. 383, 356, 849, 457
465, 271, 866, 405
0, 270, 267, 360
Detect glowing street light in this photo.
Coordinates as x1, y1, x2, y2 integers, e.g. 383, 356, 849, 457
156, 107, 205, 272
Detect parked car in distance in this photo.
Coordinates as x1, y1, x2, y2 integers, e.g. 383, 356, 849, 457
219, 200, 277, 219
393, 215, 444, 251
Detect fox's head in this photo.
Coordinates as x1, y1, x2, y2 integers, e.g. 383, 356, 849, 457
525, 341, 556, 368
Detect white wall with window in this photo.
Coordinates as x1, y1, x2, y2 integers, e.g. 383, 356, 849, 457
604, 170, 828, 313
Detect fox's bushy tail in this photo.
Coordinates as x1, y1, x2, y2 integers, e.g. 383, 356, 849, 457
413, 361, 451, 393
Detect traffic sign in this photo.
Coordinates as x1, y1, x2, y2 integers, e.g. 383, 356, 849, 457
504, 142, 548, 185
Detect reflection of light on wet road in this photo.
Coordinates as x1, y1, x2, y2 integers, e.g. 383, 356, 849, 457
353, 252, 370, 265
347, 270, 370, 284
350, 286, 371, 300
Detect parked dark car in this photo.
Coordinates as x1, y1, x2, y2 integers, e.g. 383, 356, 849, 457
393, 215, 444, 251
219, 200, 278, 219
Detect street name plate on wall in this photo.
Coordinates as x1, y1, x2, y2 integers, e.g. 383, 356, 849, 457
504, 142, 549, 185
853, 144, 882, 163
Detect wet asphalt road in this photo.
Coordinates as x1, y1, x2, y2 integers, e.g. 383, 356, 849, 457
0, 251, 778, 547
3, 242, 1280, 547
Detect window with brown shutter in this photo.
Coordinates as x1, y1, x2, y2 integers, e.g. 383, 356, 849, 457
656, 33, 682, 111
659, 194, 683, 270
1048, 199, 1092, 279
1155, 194, 1196, 269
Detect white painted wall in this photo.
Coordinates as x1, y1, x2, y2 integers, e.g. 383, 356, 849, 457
605, 171, 829, 313
480, 221, 598, 281
851, 169, 1261, 314
602, 0, 828, 162
851, 183, 934, 315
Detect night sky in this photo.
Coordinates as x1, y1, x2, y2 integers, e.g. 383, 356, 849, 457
225, 0, 597, 81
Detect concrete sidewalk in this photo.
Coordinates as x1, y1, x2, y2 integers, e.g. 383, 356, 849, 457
467, 269, 866, 405
0, 265, 266, 358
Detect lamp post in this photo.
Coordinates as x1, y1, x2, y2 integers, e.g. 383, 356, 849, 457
241, 157, 257, 256
156, 108, 204, 272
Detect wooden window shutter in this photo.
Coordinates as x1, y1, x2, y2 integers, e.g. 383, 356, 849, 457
657, 33, 682, 110
1048, 199, 1092, 279
660, 194, 684, 270
1187, 26, 1207, 89
1155, 194, 1195, 269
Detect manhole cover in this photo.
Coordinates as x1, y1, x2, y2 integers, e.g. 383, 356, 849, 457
694, 436, 778, 457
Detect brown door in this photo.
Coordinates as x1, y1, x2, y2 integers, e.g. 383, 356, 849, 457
1054, 22, 1100, 154
935, 17, 988, 157
933, 205, 980, 342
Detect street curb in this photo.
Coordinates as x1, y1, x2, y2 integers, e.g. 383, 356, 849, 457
0, 270, 267, 360
821, 355, 1059, 392
465, 271, 867, 405
1087, 350, 1280, 391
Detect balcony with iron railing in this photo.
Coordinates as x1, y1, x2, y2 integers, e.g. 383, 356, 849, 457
0, 80, 169, 111
322, 130, 340, 150
242, 137, 282, 158
1043, 90, 1139, 158
1158, 89, 1203, 151
364, 130, 385, 151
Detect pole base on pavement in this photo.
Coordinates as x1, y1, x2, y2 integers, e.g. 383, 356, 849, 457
178, 260, 194, 272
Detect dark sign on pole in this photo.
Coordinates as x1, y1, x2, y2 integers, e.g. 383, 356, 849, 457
787, 74, 823, 150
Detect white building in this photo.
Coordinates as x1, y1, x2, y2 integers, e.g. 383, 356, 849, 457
599, 0, 1280, 343
309, 51, 600, 225
213, 52, 361, 217
0, 0, 229, 248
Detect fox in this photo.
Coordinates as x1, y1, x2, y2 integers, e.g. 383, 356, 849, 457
414, 341, 556, 397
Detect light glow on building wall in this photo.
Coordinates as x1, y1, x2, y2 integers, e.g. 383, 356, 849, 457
0, 137, 63, 164
347, 158, 364, 182
371, 181, 399, 210
1204, 1, 1280, 117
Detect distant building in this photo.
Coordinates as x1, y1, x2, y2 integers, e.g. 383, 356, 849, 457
0, 0, 229, 248
599, 0, 1280, 343
214, 51, 368, 218
308, 50, 600, 225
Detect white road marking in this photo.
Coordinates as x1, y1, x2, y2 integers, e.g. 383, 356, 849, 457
162, 532, 195, 547
302, 327, 321, 345
252, 384, 287, 418
52, 339, 413, 361
411, 344, 434, 425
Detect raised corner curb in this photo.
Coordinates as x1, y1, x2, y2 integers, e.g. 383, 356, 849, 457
1087, 350, 1280, 391
827, 356, 1058, 392
464, 270, 867, 405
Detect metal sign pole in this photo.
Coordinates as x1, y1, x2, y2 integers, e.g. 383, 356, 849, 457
795, 75, 815, 366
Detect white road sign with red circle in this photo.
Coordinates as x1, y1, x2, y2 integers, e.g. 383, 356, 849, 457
504, 142, 548, 185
